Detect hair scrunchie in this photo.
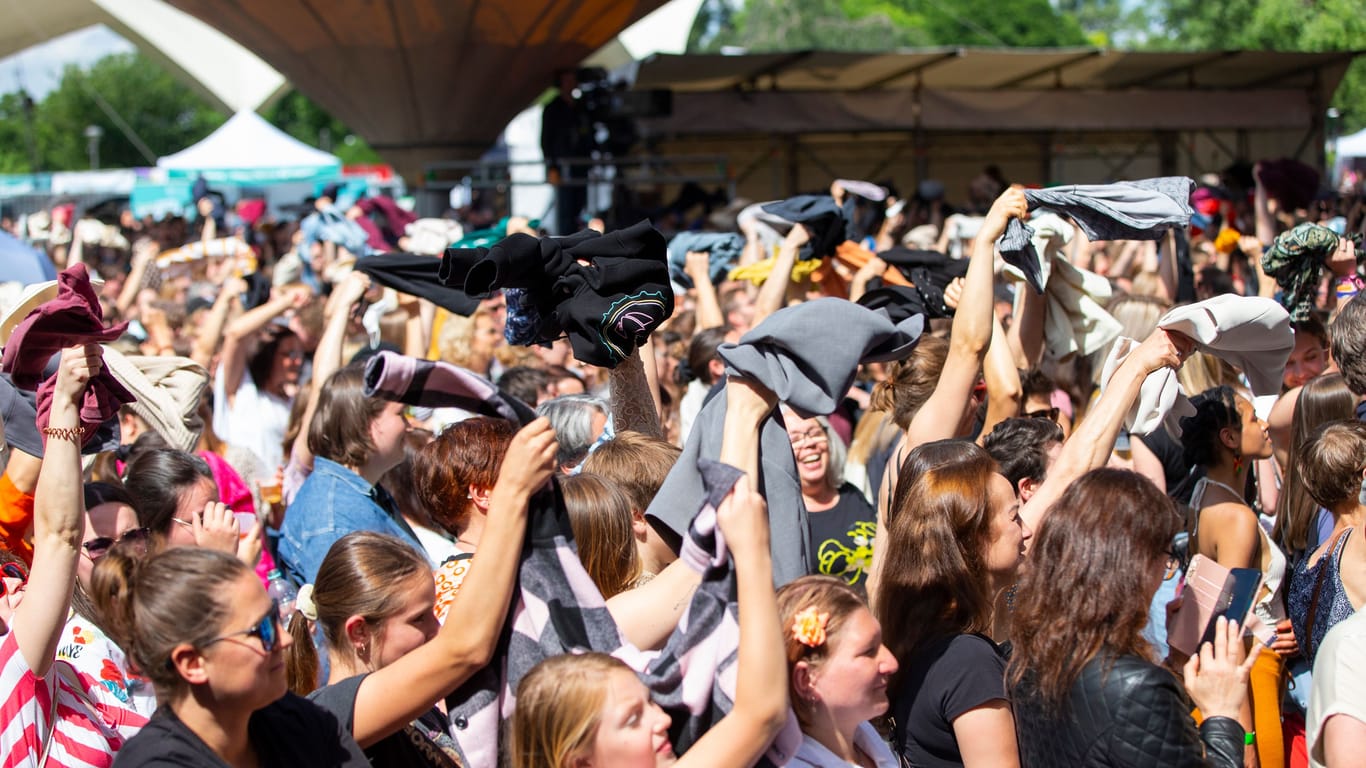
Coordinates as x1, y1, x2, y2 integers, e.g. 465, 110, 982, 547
296, 583, 318, 622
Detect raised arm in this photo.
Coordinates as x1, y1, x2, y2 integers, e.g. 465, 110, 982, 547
1254, 164, 1276, 247
848, 255, 888, 304
116, 241, 157, 317
1019, 328, 1188, 533
1006, 276, 1045, 369
219, 284, 311, 401
676, 473, 787, 768
348, 418, 558, 748
687, 251, 725, 332
191, 275, 245, 369
608, 346, 664, 439
608, 375, 773, 649
289, 272, 370, 470
906, 188, 1027, 448
14, 345, 99, 676
976, 315, 1023, 446
752, 226, 807, 328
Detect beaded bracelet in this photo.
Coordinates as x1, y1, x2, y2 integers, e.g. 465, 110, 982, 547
41, 426, 84, 443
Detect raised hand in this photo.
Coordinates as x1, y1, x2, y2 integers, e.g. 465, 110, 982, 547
715, 474, 770, 561
494, 417, 559, 498
193, 501, 241, 555
1183, 617, 1260, 721
1127, 328, 1193, 376
52, 344, 103, 408
980, 187, 1029, 243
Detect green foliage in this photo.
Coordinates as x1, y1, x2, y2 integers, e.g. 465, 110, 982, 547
696, 0, 924, 52
0, 52, 383, 172
260, 90, 382, 165
1153, 0, 1366, 132
0, 52, 226, 172
689, 0, 1085, 53
687, 0, 1362, 133
904, 0, 1087, 47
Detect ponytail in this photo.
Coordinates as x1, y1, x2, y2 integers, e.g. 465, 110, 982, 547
90, 547, 141, 654
90, 547, 245, 699
285, 608, 319, 695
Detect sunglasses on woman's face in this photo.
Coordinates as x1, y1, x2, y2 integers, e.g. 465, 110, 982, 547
0, 562, 28, 597
1025, 407, 1061, 422
203, 600, 281, 653
81, 527, 152, 559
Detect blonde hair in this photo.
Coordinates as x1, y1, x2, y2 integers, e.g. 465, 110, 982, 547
437, 307, 495, 369
870, 335, 949, 431
776, 575, 868, 726
511, 653, 633, 768
560, 474, 642, 598
846, 410, 899, 469
1175, 350, 1239, 397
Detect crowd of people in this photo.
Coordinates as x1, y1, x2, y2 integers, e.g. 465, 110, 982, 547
0, 157, 1364, 768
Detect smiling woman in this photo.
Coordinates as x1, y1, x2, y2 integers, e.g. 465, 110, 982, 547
783, 408, 877, 591
778, 575, 900, 768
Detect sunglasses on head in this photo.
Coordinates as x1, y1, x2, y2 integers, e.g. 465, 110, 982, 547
82, 527, 152, 558
1, 562, 28, 597
202, 599, 281, 653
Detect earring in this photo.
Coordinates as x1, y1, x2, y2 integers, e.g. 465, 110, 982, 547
1233, 453, 1244, 476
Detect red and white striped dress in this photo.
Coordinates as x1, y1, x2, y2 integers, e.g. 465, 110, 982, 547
0, 629, 148, 768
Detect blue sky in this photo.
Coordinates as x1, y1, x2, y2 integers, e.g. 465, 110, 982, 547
0, 25, 133, 98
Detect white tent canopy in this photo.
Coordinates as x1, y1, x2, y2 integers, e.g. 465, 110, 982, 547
157, 110, 340, 184
1338, 128, 1366, 160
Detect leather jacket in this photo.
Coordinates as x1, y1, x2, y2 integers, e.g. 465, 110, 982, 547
1012, 651, 1245, 768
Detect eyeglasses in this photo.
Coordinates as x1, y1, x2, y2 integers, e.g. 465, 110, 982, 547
1025, 407, 1061, 422
202, 600, 281, 653
787, 429, 828, 448
0, 562, 28, 597
82, 527, 152, 559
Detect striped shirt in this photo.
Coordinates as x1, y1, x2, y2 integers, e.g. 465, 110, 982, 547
0, 628, 146, 768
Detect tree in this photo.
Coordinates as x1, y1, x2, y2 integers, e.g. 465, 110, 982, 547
262, 90, 382, 166
1152, 0, 1366, 133
35, 52, 225, 170
696, 0, 927, 53
690, 0, 1085, 54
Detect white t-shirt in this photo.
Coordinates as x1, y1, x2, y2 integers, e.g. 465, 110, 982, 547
1308, 608, 1366, 768
213, 366, 292, 475
787, 721, 899, 768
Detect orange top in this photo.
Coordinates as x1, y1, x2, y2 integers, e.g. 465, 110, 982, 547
0, 473, 35, 564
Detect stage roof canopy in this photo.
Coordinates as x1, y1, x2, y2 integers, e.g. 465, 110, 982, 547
165, 0, 670, 174
632, 48, 1359, 94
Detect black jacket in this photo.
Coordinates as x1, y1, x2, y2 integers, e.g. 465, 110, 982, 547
1012, 651, 1244, 768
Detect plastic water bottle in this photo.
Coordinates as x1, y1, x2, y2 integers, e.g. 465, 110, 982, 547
266, 569, 298, 623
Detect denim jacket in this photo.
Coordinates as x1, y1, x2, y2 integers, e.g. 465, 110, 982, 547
278, 457, 427, 585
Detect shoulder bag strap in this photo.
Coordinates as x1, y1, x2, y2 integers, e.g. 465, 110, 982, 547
1304, 527, 1351, 659
39, 662, 82, 768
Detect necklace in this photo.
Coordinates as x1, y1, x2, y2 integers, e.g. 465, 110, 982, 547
456, 537, 478, 550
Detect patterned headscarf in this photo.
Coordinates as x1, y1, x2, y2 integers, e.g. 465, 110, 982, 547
1261, 223, 1340, 321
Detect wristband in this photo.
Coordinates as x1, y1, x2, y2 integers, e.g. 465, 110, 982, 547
41, 425, 84, 444
1244, 731, 1256, 746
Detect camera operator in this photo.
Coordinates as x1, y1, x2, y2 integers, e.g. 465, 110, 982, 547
541, 69, 593, 235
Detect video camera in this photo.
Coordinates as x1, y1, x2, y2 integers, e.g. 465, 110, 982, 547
574, 67, 672, 154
